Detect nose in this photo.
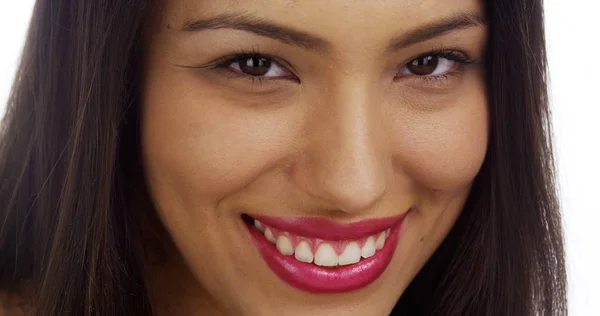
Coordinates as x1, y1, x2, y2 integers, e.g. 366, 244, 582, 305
291, 80, 389, 214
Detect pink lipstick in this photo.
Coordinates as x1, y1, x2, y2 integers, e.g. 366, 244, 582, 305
244, 213, 406, 293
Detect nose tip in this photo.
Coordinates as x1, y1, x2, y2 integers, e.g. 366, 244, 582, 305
292, 146, 388, 214
291, 83, 389, 214
311, 158, 388, 212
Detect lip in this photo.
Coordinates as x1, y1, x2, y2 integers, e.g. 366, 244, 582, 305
244, 213, 406, 293
249, 213, 405, 241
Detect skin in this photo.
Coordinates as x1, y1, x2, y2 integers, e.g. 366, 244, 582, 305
140, 0, 489, 315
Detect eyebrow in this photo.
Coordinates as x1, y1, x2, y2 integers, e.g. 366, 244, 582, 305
386, 12, 486, 53
180, 11, 486, 55
180, 13, 331, 52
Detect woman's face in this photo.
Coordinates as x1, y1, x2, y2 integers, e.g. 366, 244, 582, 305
141, 0, 488, 315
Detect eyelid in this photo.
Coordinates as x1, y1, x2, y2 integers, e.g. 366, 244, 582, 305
394, 50, 474, 82
410, 49, 473, 64
398, 50, 473, 73
212, 53, 299, 81
204, 48, 475, 90
229, 58, 290, 78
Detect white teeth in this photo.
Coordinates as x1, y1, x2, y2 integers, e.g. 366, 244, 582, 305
254, 220, 265, 233
276, 235, 294, 256
314, 243, 338, 267
294, 241, 314, 263
259, 225, 390, 265
264, 227, 276, 243
375, 232, 386, 250
361, 236, 376, 258
338, 242, 361, 266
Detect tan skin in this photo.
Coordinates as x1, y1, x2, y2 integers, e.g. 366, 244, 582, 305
141, 0, 488, 315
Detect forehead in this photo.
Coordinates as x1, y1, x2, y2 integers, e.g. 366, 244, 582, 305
162, 0, 481, 16
159, 0, 484, 46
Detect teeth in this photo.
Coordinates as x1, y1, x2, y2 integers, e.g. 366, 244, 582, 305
361, 236, 376, 258
314, 243, 338, 267
294, 241, 314, 263
259, 224, 391, 266
338, 242, 361, 266
264, 227, 276, 243
375, 232, 386, 250
276, 235, 294, 256
254, 220, 265, 233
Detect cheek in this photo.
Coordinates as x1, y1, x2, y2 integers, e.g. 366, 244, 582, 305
140, 76, 304, 202
391, 93, 489, 191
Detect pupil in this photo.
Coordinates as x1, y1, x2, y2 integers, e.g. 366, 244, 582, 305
407, 55, 438, 75
240, 56, 272, 76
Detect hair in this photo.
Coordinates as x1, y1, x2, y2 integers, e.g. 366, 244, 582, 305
0, 0, 567, 315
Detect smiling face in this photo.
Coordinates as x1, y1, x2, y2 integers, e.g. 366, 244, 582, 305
140, 0, 489, 315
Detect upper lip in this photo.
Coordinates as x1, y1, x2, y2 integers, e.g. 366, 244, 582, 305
247, 213, 406, 241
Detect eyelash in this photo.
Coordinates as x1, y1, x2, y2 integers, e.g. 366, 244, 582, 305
210, 48, 475, 86
400, 50, 474, 82
209, 49, 294, 86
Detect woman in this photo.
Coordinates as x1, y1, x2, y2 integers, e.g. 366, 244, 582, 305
0, 0, 567, 315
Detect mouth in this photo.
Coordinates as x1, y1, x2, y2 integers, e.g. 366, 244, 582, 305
242, 212, 406, 293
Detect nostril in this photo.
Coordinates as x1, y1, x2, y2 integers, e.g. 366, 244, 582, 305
320, 172, 387, 213
287, 132, 389, 213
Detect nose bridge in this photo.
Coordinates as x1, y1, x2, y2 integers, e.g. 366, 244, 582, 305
297, 78, 388, 213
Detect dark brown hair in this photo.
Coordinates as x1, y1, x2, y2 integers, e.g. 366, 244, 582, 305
0, 0, 567, 315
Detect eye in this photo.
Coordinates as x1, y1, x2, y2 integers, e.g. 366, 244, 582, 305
227, 54, 292, 78
398, 54, 461, 77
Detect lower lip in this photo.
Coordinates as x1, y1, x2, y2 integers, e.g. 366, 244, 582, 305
244, 217, 405, 294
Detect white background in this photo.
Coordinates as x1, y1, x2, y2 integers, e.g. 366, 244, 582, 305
1, 1, 598, 314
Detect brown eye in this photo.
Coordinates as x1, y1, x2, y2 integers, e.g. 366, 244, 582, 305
406, 55, 439, 75
238, 56, 272, 76
398, 54, 458, 77
225, 54, 292, 79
